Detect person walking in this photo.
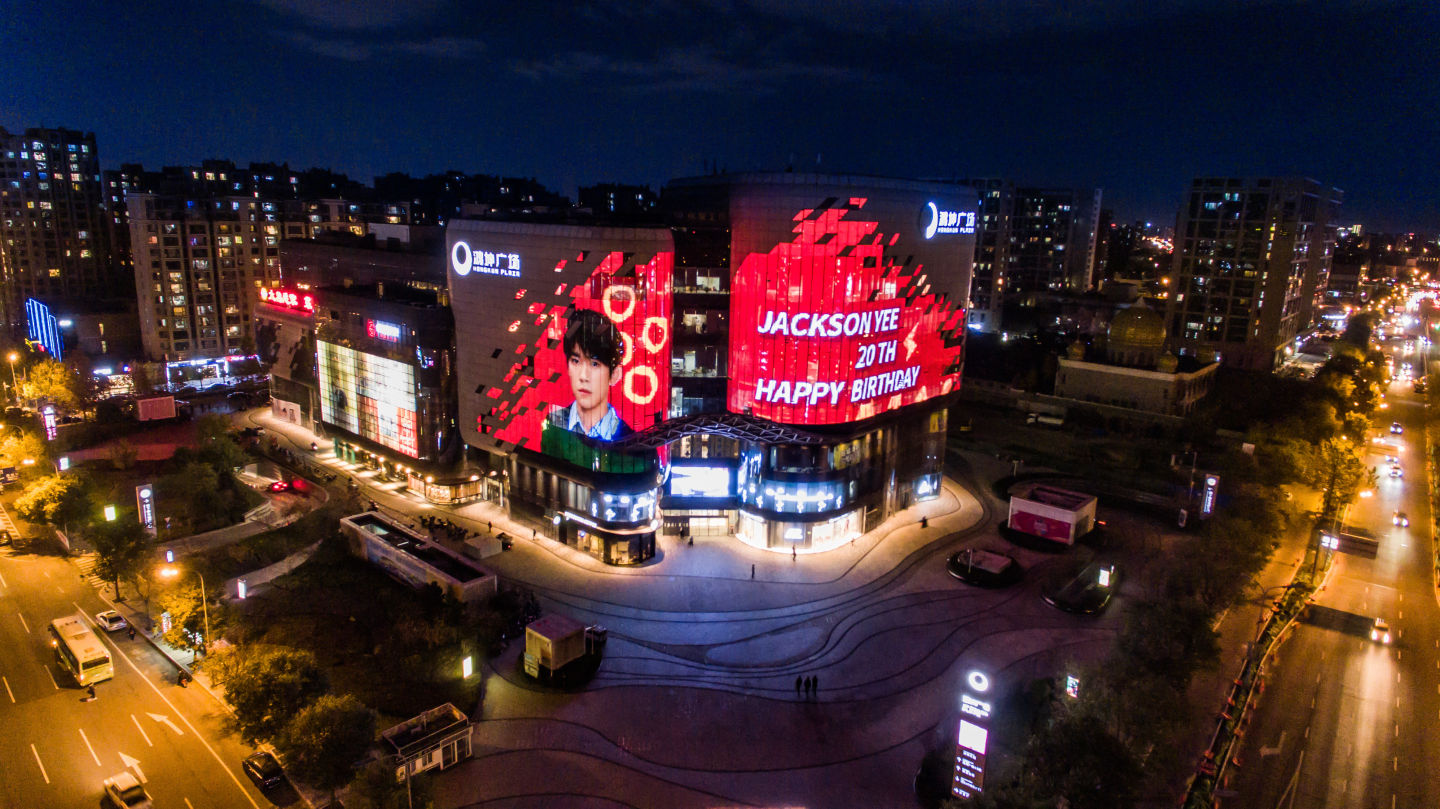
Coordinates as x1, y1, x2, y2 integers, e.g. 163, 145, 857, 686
751, 564, 755, 579
803, 675, 812, 697
86, 684, 96, 701
795, 675, 802, 696
127, 626, 136, 641
792, 546, 797, 562
921, 516, 929, 529
812, 674, 819, 699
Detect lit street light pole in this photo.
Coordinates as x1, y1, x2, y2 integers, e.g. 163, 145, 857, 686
6, 351, 18, 405
160, 565, 210, 655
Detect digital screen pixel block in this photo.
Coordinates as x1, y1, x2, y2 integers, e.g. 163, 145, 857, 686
728, 195, 970, 425
449, 221, 673, 467
317, 341, 419, 457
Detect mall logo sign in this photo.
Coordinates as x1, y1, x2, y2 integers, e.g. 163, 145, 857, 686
451, 241, 521, 278
923, 202, 977, 239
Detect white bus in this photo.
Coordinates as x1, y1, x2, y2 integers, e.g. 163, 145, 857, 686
48, 615, 113, 686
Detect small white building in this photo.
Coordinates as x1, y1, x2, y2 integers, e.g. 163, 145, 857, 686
1008, 484, 1097, 545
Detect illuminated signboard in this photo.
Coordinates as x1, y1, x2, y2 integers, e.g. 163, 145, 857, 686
451, 241, 521, 278
258, 286, 315, 314
1201, 475, 1219, 517
923, 201, 977, 238
448, 220, 672, 468
728, 192, 972, 425
669, 465, 734, 498
366, 319, 403, 342
136, 484, 156, 535
953, 670, 992, 800
25, 298, 64, 360
318, 341, 420, 457
42, 405, 58, 441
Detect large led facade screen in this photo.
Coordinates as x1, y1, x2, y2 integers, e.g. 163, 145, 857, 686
317, 341, 420, 457
448, 221, 673, 467
728, 187, 974, 425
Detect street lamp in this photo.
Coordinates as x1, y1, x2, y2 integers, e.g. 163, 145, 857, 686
159, 565, 209, 655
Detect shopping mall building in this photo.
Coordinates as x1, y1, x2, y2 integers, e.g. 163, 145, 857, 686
447, 173, 977, 564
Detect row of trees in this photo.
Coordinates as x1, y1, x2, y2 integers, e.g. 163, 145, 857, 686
205, 638, 433, 807
946, 316, 1388, 808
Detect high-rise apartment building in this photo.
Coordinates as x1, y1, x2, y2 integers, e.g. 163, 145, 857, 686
1165, 177, 1342, 371
952, 181, 1102, 332
0, 126, 120, 333
126, 192, 286, 361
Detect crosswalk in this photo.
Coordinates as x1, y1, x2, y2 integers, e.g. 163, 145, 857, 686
0, 500, 20, 540
73, 552, 109, 592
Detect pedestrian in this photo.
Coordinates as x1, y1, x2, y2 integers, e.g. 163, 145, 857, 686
87, 684, 96, 701
751, 564, 755, 579
488, 520, 493, 533
532, 528, 537, 540
795, 675, 802, 696
921, 516, 929, 529
812, 674, 819, 699
803, 676, 812, 696
128, 626, 136, 641
792, 546, 797, 561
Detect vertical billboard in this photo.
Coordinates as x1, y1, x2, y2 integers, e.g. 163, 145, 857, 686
317, 341, 420, 457
447, 221, 672, 468
727, 185, 974, 425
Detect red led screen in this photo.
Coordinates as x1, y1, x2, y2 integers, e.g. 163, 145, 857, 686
728, 197, 967, 425
448, 221, 673, 468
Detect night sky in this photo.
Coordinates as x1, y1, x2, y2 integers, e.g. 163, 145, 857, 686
4, 0, 1437, 230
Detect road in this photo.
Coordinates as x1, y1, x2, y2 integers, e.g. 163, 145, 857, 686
1230, 332, 1440, 807
0, 542, 270, 809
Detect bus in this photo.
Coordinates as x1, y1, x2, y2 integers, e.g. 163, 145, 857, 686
48, 615, 113, 686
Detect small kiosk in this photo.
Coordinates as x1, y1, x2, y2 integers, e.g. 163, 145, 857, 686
524, 614, 586, 681
1007, 484, 1097, 545
382, 703, 472, 782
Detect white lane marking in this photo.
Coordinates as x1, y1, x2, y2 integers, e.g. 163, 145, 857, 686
130, 714, 153, 747
105, 628, 260, 808
0, 572, 7, 587
41, 570, 49, 579
53, 586, 63, 595
16, 612, 28, 633
1395, 724, 1400, 738
120, 752, 146, 784
185, 799, 195, 809
78, 727, 101, 767
31, 743, 49, 783
2, 675, 12, 703
147, 712, 184, 736
43, 665, 57, 690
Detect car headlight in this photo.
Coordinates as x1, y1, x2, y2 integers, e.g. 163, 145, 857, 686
1385, 633, 1392, 643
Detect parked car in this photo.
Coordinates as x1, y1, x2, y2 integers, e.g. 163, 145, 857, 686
243, 751, 285, 789
95, 610, 128, 632
1371, 617, 1392, 644
1043, 561, 1119, 615
103, 771, 152, 808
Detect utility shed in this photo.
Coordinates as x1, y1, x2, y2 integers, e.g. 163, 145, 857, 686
524, 614, 586, 680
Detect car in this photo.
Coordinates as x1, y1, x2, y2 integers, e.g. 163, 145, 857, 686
95, 610, 128, 632
1390, 465, 1403, 479
0, 529, 11, 546
243, 751, 285, 789
1394, 511, 1410, 527
269, 480, 291, 493
1384, 454, 1399, 464
1371, 617, 1392, 644
1391, 422, 1404, 434
103, 771, 152, 808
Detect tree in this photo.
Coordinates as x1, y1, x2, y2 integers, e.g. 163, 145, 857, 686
155, 578, 208, 653
276, 694, 377, 798
1303, 437, 1374, 525
1026, 710, 1143, 809
13, 474, 89, 529
108, 439, 139, 470
158, 460, 222, 529
224, 647, 329, 743
347, 759, 435, 809
195, 413, 248, 474
90, 518, 152, 597
21, 357, 82, 410
0, 430, 48, 468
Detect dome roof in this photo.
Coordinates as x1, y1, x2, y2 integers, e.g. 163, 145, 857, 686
1107, 302, 1166, 351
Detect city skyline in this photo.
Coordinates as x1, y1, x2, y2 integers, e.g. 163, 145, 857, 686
4, 0, 1438, 230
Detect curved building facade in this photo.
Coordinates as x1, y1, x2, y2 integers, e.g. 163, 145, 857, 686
448, 174, 976, 564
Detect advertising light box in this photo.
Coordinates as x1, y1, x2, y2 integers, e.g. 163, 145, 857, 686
728, 189, 973, 425
670, 465, 734, 498
448, 221, 673, 466
318, 341, 420, 457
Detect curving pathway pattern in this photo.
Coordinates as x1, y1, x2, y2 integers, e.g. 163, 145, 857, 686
434, 460, 1125, 809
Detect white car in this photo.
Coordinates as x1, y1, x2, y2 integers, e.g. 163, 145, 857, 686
103, 771, 152, 808
96, 610, 128, 632
1390, 465, 1403, 479
1394, 511, 1410, 527
1371, 617, 1392, 644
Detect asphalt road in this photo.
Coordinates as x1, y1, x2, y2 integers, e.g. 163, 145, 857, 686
1230, 334, 1440, 807
0, 543, 270, 809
